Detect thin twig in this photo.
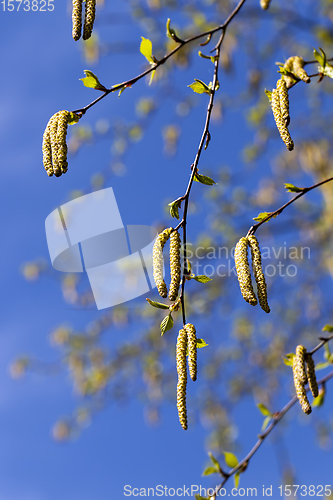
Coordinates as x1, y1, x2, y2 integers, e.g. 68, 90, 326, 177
247, 175, 333, 237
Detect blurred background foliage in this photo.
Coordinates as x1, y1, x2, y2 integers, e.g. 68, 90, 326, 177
13, 0, 333, 489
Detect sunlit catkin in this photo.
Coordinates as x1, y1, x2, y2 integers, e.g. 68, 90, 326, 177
153, 228, 172, 298
176, 329, 188, 430
83, 0, 96, 40
260, 0, 271, 9
305, 353, 319, 398
43, 111, 71, 178
248, 235, 270, 313
295, 345, 308, 385
271, 88, 294, 151
234, 237, 257, 306
293, 354, 311, 415
169, 230, 181, 301
185, 323, 197, 382
72, 0, 82, 41
277, 78, 290, 127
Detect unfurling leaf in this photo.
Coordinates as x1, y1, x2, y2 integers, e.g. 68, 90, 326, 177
193, 275, 212, 283
68, 112, 80, 125
166, 18, 183, 43
223, 451, 239, 468
188, 79, 211, 94
196, 338, 208, 348
265, 89, 272, 102
168, 199, 182, 219
194, 173, 216, 185
208, 451, 221, 469
205, 131, 211, 150
284, 183, 303, 193
80, 70, 107, 91
146, 298, 170, 310
262, 415, 272, 432
283, 352, 295, 366
234, 472, 240, 489
313, 47, 326, 68
160, 313, 174, 335
140, 37, 155, 64
149, 70, 156, 86
195, 496, 209, 500
257, 403, 272, 416
313, 386, 325, 407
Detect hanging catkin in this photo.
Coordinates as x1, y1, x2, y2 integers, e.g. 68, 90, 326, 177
234, 237, 257, 306
83, 0, 96, 40
295, 345, 307, 385
153, 228, 172, 298
293, 353, 311, 415
185, 323, 197, 382
271, 88, 294, 151
169, 230, 181, 301
276, 78, 290, 127
72, 0, 83, 41
176, 329, 188, 430
305, 353, 319, 398
42, 111, 71, 177
248, 235, 270, 313
260, 0, 271, 9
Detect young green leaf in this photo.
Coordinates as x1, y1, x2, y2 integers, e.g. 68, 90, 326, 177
194, 173, 216, 185
193, 275, 212, 283
202, 466, 218, 476
313, 388, 325, 408
160, 313, 174, 336
313, 47, 326, 68
140, 37, 154, 64
284, 183, 303, 193
234, 472, 240, 489
68, 112, 80, 125
261, 415, 272, 432
253, 212, 277, 223
257, 403, 272, 417
283, 352, 295, 366
146, 298, 170, 310
265, 89, 272, 102
223, 452, 238, 469
149, 70, 156, 86
196, 338, 208, 349
168, 199, 182, 219
80, 70, 107, 91
208, 451, 221, 469
314, 361, 329, 371
322, 324, 333, 333
188, 79, 211, 95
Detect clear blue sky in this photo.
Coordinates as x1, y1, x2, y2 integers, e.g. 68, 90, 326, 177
1, 1, 332, 499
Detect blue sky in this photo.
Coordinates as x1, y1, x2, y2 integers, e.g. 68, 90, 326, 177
1, 1, 333, 499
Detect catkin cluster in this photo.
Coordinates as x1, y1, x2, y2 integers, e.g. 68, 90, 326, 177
152, 228, 181, 301
292, 345, 319, 415
72, 0, 96, 41
271, 79, 294, 151
176, 323, 198, 430
260, 0, 271, 9
234, 235, 270, 312
42, 111, 72, 177
284, 56, 311, 86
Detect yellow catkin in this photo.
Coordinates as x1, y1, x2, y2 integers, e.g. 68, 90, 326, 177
176, 329, 188, 430
248, 235, 270, 313
292, 56, 311, 84
234, 237, 257, 306
293, 354, 311, 415
295, 345, 308, 385
43, 111, 71, 178
305, 353, 319, 398
83, 0, 96, 41
152, 228, 172, 298
271, 88, 294, 151
169, 230, 181, 301
185, 323, 197, 382
260, 0, 271, 9
276, 78, 290, 127
72, 0, 83, 41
